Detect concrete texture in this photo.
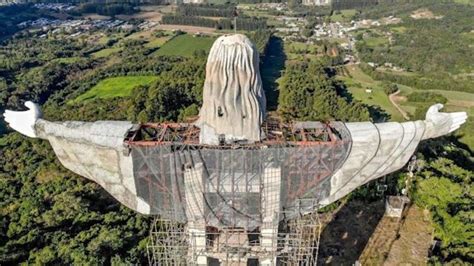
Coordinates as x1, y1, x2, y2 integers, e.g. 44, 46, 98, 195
197, 34, 266, 144
34, 119, 148, 214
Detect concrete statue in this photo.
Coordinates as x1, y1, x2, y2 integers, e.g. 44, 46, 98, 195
197, 34, 266, 144
2, 34, 468, 265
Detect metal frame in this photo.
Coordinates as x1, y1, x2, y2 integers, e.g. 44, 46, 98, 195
124, 120, 348, 148
147, 201, 322, 265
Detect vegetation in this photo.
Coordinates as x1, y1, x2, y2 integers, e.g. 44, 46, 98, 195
74, 2, 137, 16
155, 34, 216, 57
0, 4, 41, 38
357, 2, 474, 93
177, 4, 236, 17
162, 15, 267, 31
412, 138, 474, 264
332, 0, 378, 10
72, 76, 159, 103
407, 91, 447, 105
278, 61, 370, 122
0, 125, 150, 265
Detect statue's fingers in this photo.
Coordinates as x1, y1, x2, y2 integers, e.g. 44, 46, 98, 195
450, 112, 467, 123
452, 118, 467, 126
449, 125, 460, 133
450, 111, 467, 118
3, 111, 13, 123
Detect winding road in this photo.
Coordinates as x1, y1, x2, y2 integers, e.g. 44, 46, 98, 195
389, 90, 410, 120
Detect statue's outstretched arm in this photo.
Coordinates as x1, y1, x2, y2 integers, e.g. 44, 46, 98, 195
321, 104, 467, 205
2, 102, 151, 214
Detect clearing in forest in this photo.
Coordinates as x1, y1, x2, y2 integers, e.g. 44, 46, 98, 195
338, 65, 405, 121
72, 76, 158, 103
155, 34, 216, 57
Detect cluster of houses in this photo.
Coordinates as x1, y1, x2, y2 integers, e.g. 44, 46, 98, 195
17, 18, 137, 39
33, 3, 75, 11
275, 16, 306, 34
353, 16, 401, 28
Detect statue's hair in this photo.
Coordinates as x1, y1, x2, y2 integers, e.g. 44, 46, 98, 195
198, 34, 266, 142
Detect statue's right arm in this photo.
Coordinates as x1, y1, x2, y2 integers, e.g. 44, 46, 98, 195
2, 102, 152, 214
321, 104, 467, 206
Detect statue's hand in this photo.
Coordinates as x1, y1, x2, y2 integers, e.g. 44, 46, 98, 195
424, 103, 467, 139
2, 101, 42, 138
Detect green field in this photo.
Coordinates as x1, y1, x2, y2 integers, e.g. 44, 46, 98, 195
453, 0, 474, 5
155, 34, 216, 57
284, 41, 321, 62
91, 47, 122, 58
72, 76, 158, 103
52, 57, 83, 64
145, 36, 172, 48
364, 37, 389, 47
339, 66, 405, 121
331, 9, 357, 22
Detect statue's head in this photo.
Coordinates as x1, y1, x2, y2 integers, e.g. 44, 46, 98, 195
197, 34, 266, 144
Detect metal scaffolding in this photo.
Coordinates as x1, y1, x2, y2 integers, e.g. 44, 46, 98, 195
133, 120, 345, 265
147, 202, 322, 265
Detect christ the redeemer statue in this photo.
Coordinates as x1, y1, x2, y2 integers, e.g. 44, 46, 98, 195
3, 34, 467, 264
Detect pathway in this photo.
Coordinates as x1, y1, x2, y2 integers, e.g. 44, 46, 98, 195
389, 90, 410, 120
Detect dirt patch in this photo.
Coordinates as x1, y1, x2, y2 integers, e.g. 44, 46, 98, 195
318, 200, 385, 265
383, 206, 433, 265
116, 11, 163, 21
156, 24, 217, 34
82, 13, 111, 20
410, 9, 443, 20
359, 215, 401, 265
448, 99, 474, 108
389, 90, 410, 120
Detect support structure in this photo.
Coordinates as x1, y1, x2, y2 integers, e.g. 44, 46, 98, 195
147, 199, 322, 265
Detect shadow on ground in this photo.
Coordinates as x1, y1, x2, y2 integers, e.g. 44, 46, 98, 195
260, 36, 286, 111
317, 200, 385, 265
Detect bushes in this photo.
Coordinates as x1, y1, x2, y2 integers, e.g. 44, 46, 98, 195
76, 3, 137, 16
382, 82, 398, 95
411, 140, 474, 263
407, 91, 447, 104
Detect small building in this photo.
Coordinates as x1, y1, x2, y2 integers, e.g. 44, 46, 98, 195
385, 196, 410, 218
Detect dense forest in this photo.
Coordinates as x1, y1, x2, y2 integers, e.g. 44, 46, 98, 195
278, 61, 370, 122
162, 15, 267, 31
73, 2, 138, 16
177, 4, 236, 18
331, 0, 378, 10
0, 5, 43, 38
413, 138, 473, 263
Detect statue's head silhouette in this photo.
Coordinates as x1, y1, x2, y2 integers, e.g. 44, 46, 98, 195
197, 34, 266, 144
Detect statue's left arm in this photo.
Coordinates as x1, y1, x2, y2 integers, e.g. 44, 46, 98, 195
321, 104, 467, 205
2, 102, 151, 214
